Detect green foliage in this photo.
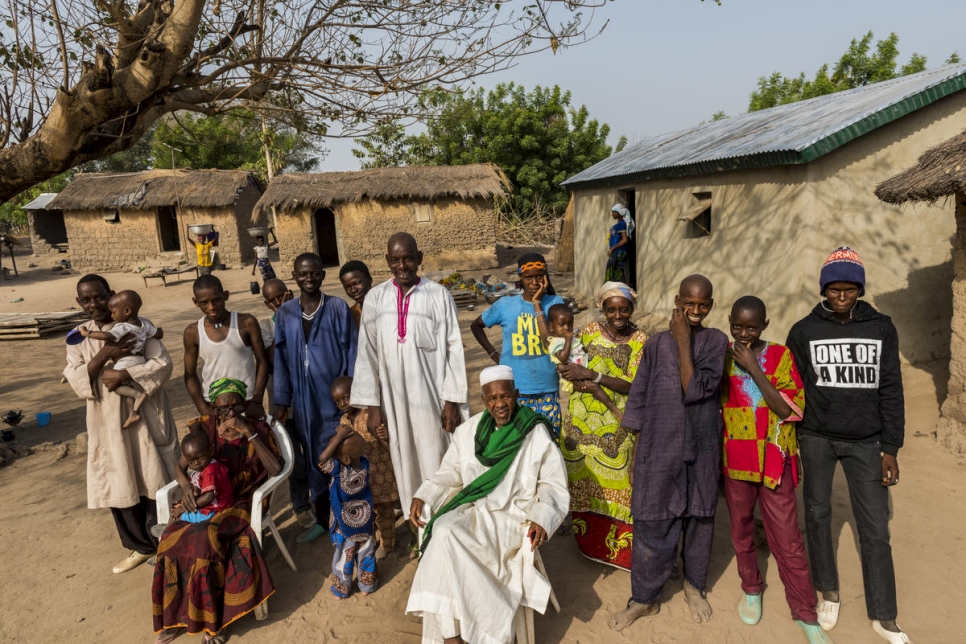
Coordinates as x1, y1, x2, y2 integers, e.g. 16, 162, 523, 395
351, 122, 412, 169
948, 52, 962, 65
0, 174, 70, 233
711, 111, 728, 121
151, 110, 320, 179
353, 84, 624, 217
749, 31, 944, 111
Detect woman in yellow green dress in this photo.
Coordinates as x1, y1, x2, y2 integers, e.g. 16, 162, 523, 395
558, 281, 646, 570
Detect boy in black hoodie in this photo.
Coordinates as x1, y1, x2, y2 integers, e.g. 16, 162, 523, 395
786, 247, 910, 644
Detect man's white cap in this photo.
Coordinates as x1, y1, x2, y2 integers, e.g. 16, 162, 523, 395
480, 365, 514, 387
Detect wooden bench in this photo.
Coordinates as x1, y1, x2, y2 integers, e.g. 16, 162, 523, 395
141, 266, 198, 287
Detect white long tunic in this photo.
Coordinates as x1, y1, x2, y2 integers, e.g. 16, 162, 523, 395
351, 278, 468, 511
406, 412, 570, 644
64, 320, 180, 509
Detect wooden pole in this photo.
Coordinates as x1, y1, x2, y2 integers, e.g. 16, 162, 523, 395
7, 241, 18, 276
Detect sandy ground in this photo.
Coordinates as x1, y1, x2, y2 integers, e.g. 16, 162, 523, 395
1, 255, 965, 644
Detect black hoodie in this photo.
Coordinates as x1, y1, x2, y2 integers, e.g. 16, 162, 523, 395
785, 300, 904, 455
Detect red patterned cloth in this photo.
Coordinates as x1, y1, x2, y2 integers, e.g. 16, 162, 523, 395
196, 461, 234, 515
152, 417, 280, 637
721, 342, 805, 489
571, 511, 633, 571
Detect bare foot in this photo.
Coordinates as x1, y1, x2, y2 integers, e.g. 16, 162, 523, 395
122, 412, 141, 429
331, 594, 343, 601
155, 627, 186, 644
608, 600, 659, 631
684, 580, 712, 624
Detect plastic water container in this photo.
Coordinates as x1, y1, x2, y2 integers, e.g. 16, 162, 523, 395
36, 412, 51, 427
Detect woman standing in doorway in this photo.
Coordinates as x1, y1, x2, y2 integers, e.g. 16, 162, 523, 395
606, 204, 634, 283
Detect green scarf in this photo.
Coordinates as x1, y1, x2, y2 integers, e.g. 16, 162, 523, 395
420, 405, 550, 552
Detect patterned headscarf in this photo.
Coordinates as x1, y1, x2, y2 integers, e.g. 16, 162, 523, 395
208, 377, 248, 402
611, 204, 635, 239
596, 281, 637, 310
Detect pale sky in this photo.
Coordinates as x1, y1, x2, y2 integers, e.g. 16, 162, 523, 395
320, 0, 964, 170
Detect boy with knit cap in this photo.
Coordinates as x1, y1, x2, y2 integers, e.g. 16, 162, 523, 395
786, 247, 911, 644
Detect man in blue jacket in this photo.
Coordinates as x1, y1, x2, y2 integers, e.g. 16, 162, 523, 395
786, 247, 910, 644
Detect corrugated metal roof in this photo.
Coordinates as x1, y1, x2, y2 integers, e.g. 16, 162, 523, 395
563, 62, 966, 189
21, 193, 58, 211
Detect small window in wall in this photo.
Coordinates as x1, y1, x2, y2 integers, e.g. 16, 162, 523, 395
678, 192, 711, 238
413, 203, 434, 223
104, 210, 120, 224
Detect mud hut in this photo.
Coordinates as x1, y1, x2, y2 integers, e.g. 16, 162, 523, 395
47, 169, 265, 271
257, 163, 507, 271
877, 130, 966, 454
21, 193, 67, 256
563, 62, 966, 365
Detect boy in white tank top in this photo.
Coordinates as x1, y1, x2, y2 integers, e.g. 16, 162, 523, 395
182, 274, 269, 418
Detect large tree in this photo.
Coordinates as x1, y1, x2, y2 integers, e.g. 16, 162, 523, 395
0, 0, 630, 204
151, 110, 319, 177
354, 83, 626, 217
748, 31, 951, 111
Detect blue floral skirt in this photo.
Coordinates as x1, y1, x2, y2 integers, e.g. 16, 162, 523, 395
517, 391, 561, 438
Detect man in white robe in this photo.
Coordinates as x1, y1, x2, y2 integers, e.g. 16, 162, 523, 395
407, 365, 569, 644
351, 233, 469, 557
65, 275, 179, 574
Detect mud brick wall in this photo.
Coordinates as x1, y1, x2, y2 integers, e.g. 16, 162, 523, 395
274, 196, 498, 273
938, 192, 966, 455
26, 212, 64, 256
64, 208, 164, 271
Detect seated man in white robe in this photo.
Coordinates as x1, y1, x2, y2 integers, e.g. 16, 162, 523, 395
407, 365, 569, 644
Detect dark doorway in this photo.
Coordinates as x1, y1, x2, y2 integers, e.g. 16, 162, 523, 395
313, 208, 340, 266
31, 211, 67, 247
618, 188, 637, 290
157, 206, 181, 251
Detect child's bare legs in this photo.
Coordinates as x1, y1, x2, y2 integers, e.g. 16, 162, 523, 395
373, 501, 397, 559
590, 387, 624, 423
116, 381, 147, 429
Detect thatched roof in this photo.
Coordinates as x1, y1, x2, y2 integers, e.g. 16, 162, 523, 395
255, 163, 509, 213
876, 130, 966, 204
48, 169, 263, 211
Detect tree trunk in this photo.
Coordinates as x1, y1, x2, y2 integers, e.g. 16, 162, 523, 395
0, 0, 206, 204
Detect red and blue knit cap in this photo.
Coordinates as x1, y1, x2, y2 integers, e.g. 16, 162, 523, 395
820, 247, 865, 296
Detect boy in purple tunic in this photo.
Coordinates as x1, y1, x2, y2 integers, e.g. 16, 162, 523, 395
610, 274, 728, 631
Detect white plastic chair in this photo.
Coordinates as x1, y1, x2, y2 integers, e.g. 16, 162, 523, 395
155, 418, 298, 599
513, 548, 560, 644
